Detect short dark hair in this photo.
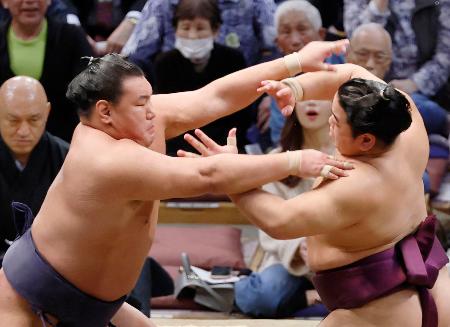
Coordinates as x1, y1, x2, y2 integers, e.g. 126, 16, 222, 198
172, 0, 222, 31
338, 78, 412, 146
66, 53, 144, 117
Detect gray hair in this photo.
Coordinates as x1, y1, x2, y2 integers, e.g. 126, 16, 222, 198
274, 0, 322, 32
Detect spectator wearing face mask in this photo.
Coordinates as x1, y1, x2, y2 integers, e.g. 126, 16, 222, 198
153, 0, 253, 156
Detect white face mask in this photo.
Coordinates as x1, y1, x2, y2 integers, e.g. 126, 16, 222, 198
174, 36, 214, 64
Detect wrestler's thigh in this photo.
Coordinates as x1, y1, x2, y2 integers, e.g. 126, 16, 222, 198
0, 269, 42, 327
430, 267, 450, 327
319, 288, 422, 327
111, 302, 156, 327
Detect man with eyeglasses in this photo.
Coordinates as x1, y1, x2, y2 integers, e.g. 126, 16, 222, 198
343, 0, 450, 112
346, 23, 449, 200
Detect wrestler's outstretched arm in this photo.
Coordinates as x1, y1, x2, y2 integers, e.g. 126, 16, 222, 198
152, 40, 349, 140
259, 63, 423, 133
100, 133, 352, 202
259, 63, 427, 169
228, 65, 428, 239
177, 128, 365, 238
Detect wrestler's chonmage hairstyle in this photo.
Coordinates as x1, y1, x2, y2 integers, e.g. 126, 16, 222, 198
66, 53, 144, 116
338, 78, 412, 146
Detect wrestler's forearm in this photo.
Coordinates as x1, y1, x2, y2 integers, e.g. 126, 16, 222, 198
230, 190, 299, 239
296, 64, 379, 101
204, 152, 294, 195
163, 58, 291, 139
201, 58, 289, 115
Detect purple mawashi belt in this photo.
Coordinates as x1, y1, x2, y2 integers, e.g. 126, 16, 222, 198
312, 215, 449, 327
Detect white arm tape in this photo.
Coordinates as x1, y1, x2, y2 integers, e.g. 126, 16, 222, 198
281, 78, 304, 103
283, 52, 302, 77
286, 150, 302, 175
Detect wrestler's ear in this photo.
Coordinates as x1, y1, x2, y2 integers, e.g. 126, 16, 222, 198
356, 133, 376, 152
96, 100, 112, 124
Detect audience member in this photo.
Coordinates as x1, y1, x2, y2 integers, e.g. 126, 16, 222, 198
346, 23, 449, 197
343, 0, 450, 110
1, 0, 142, 55
154, 0, 252, 155
0, 76, 68, 264
0, 0, 93, 142
0, 0, 72, 23
234, 99, 333, 318
257, 0, 342, 148
273, 0, 345, 41
121, 0, 277, 76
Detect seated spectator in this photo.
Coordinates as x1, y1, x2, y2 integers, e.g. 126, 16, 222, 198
273, 0, 345, 41
0, 76, 68, 264
343, 0, 450, 110
122, 0, 277, 76
0, 0, 93, 142
346, 23, 449, 198
154, 0, 252, 155
63, 0, 146, 55
234, 100, 333, 318
257, 0, 343, 149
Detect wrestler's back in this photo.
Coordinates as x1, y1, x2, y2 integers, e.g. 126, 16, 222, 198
31, 124, 167, 301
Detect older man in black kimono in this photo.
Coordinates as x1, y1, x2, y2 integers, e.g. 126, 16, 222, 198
0, 76, 69, 265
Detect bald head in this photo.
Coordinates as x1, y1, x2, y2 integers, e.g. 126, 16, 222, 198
0, 76, 50, 166
346, 23, 392, 79
0, 76, 48, 106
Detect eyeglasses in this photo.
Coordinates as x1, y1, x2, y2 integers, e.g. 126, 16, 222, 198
352, 50, 390, 64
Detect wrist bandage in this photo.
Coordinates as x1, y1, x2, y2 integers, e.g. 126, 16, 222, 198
286, 150, 302, 175
283, 52, 302, 77
281, 78, 304, 103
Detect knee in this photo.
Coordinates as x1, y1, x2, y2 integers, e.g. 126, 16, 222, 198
234, 270, 282, 316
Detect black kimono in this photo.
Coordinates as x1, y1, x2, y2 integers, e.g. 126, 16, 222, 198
0, 132, 69, 260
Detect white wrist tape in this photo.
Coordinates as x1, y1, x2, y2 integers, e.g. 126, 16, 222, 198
281, 78, 304, 103
286, 150, 302, 175
283, 52, 302, 77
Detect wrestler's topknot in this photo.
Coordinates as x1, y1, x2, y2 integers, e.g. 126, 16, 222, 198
66, 53, 144, 117
337, 78, 411, 146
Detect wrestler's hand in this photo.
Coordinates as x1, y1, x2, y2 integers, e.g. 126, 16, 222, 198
298, 39, 349, 73
177, 128, 238, 158
257, 80, 295, 116
288, 149, 354, 179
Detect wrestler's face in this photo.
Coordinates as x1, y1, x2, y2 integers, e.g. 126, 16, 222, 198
4, 0, 49, 27
0, 90, 49, 162
276, 11, 325, 54
110, 76, 156, 147
329, 95, 359, 156
295, 100, 331, 131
